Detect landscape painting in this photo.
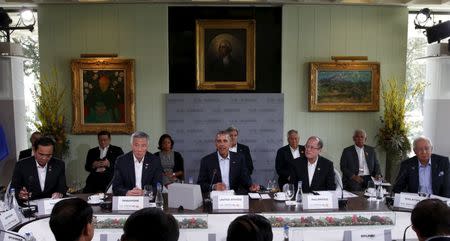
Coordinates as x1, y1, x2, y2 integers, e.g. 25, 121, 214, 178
309, 62, 380, 112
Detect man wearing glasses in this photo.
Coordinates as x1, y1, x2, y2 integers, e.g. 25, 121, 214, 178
393, 136, 450, 197
11, 136, 67, 205
289, 136, 336, 193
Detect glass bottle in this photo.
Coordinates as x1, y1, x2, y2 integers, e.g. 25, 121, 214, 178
283, 224, 289, 241
155, 183, 164, 210
295, 181, 303, 204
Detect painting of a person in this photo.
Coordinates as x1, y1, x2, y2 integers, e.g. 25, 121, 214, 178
206, 36, 246, 82
85, 75, 121, 123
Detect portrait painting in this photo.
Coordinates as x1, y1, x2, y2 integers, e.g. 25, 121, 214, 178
72, 58, 135, 134
196, 19, 255, 90
309, 62, 380, 112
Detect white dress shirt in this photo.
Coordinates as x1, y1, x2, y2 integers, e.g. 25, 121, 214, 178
307, 157, 318, 186
99, 145, 109, 159
218, 152, 230, 189
133, 155, 143, 189
35, 161, 47, 191
355, 145, 370, 175
290, 146, 300, 159
229, 145, 237, 153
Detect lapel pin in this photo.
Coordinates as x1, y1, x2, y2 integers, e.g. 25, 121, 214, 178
317, 167, 321, 171
365, 152, 368, 156
145, 163, 149, 169
48, 165, 52, 172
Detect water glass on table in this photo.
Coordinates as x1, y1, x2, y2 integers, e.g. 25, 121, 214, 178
143, 185, 153, 201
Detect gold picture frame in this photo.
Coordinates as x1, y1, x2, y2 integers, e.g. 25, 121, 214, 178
71, 58, 136, 134
309, 62, 380, 112
196, 19, 255, 90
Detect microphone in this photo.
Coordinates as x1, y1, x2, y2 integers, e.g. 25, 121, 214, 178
209, 169, 217, 192
0, 229, 26, 240
403, 224, 412, 241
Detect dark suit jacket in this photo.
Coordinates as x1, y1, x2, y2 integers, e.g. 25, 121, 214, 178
236, 143, 254, 175
197, 151, 252, 193
275, 145, 305, 189
18, 148, 32, 160
112, 151, 163, 196
340, 145, 381, 189
84, 144, 124, 193
11, 156, 67, 205
289, 156, 336, 193
393, 154, 450, 197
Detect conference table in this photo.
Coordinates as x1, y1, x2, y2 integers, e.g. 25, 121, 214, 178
14, 193, 417, 241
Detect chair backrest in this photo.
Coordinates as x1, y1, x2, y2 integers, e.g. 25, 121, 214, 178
334, 168, 343, 191
426, 236, 450, 241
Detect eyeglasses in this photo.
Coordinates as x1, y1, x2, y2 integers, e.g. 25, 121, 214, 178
305, 145, 320, 150
415, 146, 432, 153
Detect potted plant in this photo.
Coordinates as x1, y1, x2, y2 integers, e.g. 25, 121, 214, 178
377, 78, 426, 181
32, 69, 69, 159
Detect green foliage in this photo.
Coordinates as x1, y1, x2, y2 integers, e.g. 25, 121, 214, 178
13, 36, 40, 79
377, 78, 427, 180
32, 69, 69, 158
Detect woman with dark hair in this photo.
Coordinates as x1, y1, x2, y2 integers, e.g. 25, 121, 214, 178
227, 214, 273, 241
154, 134, 184, 186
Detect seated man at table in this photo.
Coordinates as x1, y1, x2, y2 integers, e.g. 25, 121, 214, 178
290, 136, 336, 193
112, 131, 163, 196
393, 136, 450, 197
411, 199, 450, 241
84, 130, 124, 193
227, 214, 273, 241
121, 208, 179, 241
340, 129, 381, 191
275, 129, 306, 190
18, 131, 41, 160
11, 136, 67, 204
50, 198, 94, 241
197, 131, 259, 194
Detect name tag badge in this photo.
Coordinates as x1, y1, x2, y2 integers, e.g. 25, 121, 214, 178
215, 195, 248, 210
37, 198, 65, 215
113, 196, 151, 211
303, 193, 337, 210
1, 232, 25, 241
0, 209, 21, 230
349, 229, 390, 241
394, 193, 426, 210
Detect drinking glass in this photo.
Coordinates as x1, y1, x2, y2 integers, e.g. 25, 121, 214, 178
366, 181, 375, 197
283, 184, 295, 201
143, 185, 153, 200
418, 185, 429, 197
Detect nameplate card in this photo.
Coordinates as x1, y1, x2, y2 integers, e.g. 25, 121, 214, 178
303, 192, 338, 210
213, 195, 249, 210
393, 193, 426, 210
36, 198, 66, 215
344, 229, 392, 241
0, 231, 25, 241
112, 196, 151, 211
0, 208, 22, 230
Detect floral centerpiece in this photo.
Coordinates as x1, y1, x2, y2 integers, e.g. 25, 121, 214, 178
377, 78, 427, 181
32, 69, 69, 158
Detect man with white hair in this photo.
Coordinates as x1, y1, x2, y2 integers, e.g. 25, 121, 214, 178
393, 136, 450, 197
340, 129, 381, 191
113, 131, 163, 196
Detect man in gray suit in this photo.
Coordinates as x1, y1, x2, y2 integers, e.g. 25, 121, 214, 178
340, 129, 381, 191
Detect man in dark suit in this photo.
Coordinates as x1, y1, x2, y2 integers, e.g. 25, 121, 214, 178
290, 136, 336, 193
340, 129, 381, 191
197, 131, 259, 194
226, 126, 254, 175
18, 131, 42, 160
11, 136, 67, 205
393, 136, 450, 197
275, 129, 306, 190
83, 130, 124, 193
113, 131, 163, 196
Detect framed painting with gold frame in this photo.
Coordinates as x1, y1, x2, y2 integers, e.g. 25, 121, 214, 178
196, 19, 255, 90
71, 58, 135, 134
309, 62, 380, 112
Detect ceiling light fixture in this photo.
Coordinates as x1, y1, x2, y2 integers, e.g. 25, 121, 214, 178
0, 7, 36, 43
